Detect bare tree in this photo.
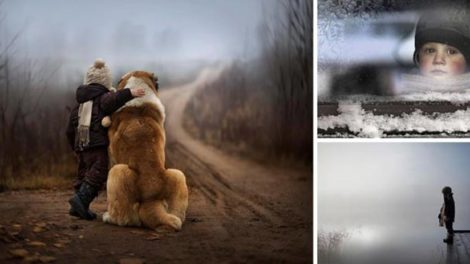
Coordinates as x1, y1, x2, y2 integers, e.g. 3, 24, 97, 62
185, 0, 313, 164
259, 0, 312, 159
0, 8, 75, 188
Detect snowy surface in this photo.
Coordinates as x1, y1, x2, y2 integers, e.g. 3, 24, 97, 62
320, 91, 470, 105
318, 101, 470, 138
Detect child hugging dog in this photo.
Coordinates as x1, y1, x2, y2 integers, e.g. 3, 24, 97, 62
66, 58, 145, 220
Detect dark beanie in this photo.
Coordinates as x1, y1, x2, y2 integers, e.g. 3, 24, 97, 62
442, 186, 452, 195
414, 7, 470, 65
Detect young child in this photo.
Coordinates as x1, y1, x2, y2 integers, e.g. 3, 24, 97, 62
396, 6, 470, 93
438, 186, 455, 244
66, 59, 145, 220
413, 7, 470, 78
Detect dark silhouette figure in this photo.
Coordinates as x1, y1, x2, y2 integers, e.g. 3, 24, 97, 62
439, 186, 455, 244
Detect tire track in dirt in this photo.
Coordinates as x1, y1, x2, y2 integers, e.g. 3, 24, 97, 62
166, 141, 284, 227
161, 67, 285, 228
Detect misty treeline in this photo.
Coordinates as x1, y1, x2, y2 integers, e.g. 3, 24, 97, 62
0, 10, 80, 188
185, 0, 312, 164
0, 52, 79, 189
318, 231, 349, 264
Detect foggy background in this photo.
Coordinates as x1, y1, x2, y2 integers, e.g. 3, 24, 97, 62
318, 143, 470, 264
2, 0, 268, 85
0, 0, 313, 189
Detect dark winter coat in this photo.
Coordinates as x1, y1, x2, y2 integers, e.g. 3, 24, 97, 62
444, 194, 455, 222
66, 83, 133, 152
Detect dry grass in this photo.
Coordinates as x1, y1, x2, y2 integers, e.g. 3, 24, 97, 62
0, 155, 75, 191
1, 174, 71, 191
184, 111, 309, 171
184, 63, 312, 168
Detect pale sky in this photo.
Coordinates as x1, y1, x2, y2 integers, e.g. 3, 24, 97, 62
1, 0, 270, 69
319, 143, 470, 226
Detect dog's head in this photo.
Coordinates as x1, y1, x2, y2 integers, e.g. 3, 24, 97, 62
115, 70, 165, 120
117, 71, 159, 94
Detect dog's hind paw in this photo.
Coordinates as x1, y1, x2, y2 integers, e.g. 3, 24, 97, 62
102, 212, 112, 223
155, 215, 182, 232
167, 214, 183, 231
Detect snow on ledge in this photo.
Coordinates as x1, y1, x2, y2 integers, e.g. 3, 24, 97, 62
318, 101, 470, 138
320, 91, 470, 106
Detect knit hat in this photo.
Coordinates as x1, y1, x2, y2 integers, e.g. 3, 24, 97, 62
414, 6, 470, 65
84, 58, 112, 90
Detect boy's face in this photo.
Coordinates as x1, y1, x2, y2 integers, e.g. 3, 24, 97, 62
419, 42, 467, 78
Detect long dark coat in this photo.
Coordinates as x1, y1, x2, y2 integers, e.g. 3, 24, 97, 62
444, 194, 455, 222
66, 83, 133, 152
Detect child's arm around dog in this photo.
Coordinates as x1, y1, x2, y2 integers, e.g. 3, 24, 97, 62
99, 87, 145, 115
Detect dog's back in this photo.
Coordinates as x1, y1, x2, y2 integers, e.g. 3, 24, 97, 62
109, 104, 165, 170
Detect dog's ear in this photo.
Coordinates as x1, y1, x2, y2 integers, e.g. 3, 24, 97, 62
152, 73, 159, 91
117, 78, 125, 90
118, 72, 133, 88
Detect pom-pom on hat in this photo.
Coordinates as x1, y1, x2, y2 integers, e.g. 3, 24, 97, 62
84, 58, 112, 90
414, 6, 470, 66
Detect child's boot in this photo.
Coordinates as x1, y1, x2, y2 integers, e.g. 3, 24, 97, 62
443, 234, 454, 244
69, 184, 96, 219
68, 182, 99, 220
69, 208, 97, 219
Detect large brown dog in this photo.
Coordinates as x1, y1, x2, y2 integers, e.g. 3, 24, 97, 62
103, 71, 188, 231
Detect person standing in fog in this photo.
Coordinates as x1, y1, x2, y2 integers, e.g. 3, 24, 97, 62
438, 186, 455, 244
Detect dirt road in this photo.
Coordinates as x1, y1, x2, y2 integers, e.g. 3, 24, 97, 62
0, 69, 313, 263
